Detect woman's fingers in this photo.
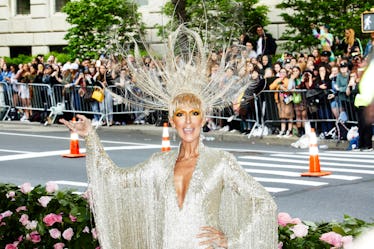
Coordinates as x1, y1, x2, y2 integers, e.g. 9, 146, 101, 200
197, 226, 228, 248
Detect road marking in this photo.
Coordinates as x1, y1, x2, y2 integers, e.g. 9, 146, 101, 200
254, 177, 328, 186
54, 180, 88, 187
239, 161, 374, 175
274, 153, 374, 164
244, 168, 361, 181
264, 187, 289, 193
239, 156, 374, 169
0, 145, 161, 162
0, 149, 33, 154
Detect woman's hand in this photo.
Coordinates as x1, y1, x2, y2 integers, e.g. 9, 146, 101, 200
197, 226, 228, 249
59, 114, 92, 138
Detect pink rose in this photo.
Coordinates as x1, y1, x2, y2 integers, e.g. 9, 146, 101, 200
54, 243, 65, 249
5, 244, 17, 249
1, 210, 13, 218
20, 182, 33, 194
342, 235, 353, 247
46, 181, 59, 193
278, 242, 283, 249
83, 226, 90, 233
19, 214, 29, 226
290, 224, 309, 239
69, 214, 77, 222
62, 227, 74, 241
277, 212, 293, 226
43, 213, 63, 227
6, 191, 15, 199
38, 196, 52, 207
49, 228, 61, 239
16, 206, 27, 213
25, 220, 38, 230
26, 231, 41, 244
320, 231, 343, 247
92, 228, 98, 240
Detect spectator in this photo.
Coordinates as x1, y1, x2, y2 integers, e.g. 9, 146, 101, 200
311, 23, 334, 54
363, 32, 374, 58
245, 41, 257, 59
254, 25, 277, 57
289, 66, 306, 137
94, 64, 114, 126
269, 68, 294, 137
336, 28, 363, 57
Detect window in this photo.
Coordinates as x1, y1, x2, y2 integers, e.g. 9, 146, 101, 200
10, 46, 32, 58
55, 0, 69, 13
50, 45, 66, 53
16, 0, 30, 15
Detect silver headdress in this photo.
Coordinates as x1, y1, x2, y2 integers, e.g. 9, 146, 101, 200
115, 25, 249, 113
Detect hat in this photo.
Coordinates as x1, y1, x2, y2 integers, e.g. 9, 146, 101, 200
321, 51, 331, 57
62, 63, 71, 71
340, 62, 348, 68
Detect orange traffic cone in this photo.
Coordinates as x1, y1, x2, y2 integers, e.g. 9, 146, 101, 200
161, 122, 171, 152
62, 117, 86, 158
301, 128, 331, 177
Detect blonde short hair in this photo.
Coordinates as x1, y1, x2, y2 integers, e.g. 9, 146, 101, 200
169, 93, 205, 119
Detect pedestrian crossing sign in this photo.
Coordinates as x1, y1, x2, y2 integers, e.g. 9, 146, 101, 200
362, 11, 374, 33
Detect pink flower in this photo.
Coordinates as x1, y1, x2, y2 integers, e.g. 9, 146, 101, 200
5, 244, 18, 249
20, 182, 33, 194
16, 206, 27, 213
49, 228, 61, 239
54, 243, 65, 249
43, 213, 63, 227
19, 214, 29, 226
278, 242, 283, 249
38, 196, 52, 207
1, 210, 13, 218
290, 224, 309, 239
277, 212, 292, 226
6, 191, 15, 199
320, 231, 343, 247
25, 220, 38, 230
83, 226, 90, 233
26, 231, 41, 244
342, 235, 353, 247
46, 181, 59, 193
92, 228, 98, 240
62, 227, 74, 241
69, 214, 77, 222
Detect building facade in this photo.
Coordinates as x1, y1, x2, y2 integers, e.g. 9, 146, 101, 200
0, 0, 284, 58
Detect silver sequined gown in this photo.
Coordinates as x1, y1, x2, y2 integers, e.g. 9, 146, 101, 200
85, 130, 277, 249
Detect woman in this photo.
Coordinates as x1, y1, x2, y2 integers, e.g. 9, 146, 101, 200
94, 64, 113, 126
337, 28, 363, 57
60, 25, 277, 249
289, 66, 306, 136
269, 68, 294, 137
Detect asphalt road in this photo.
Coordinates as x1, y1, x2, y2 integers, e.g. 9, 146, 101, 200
1, 122, 373, 223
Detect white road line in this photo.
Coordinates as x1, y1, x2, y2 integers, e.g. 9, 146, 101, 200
244, 168, 361, 181
239, 161, 374, 175
0, 145, 162, 162
264, 187, 289, 193
239, 156, 374, 169
303, 151, 374, 159
254, 177, 328, 186
54, 180, 88, 187
273, 153, 374, 164
0, 149, 34, 154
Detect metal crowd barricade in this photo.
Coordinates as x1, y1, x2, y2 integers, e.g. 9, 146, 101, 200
52, 84, 105, 123
0, 81, 12, 120
256, 89, 358, 138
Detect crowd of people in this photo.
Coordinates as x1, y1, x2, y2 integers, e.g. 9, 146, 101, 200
0, 24, 373, 150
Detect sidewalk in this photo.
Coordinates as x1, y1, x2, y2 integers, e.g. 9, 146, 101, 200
0, 120, 352, 150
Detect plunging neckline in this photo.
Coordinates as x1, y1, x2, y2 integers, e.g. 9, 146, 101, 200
172, 155, 200, 211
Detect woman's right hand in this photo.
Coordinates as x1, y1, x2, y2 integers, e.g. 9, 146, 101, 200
59, 114, 92, 138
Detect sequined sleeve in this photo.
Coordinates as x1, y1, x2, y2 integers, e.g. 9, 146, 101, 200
220, 152, 278, 249
84, 130, 165, 249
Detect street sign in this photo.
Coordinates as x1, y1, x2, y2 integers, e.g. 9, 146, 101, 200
362, 11, 374, 33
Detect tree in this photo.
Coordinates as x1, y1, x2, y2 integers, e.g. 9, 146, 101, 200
160, 0, 269, 49
62, 0, 144, 59
277, 0, 374, 53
